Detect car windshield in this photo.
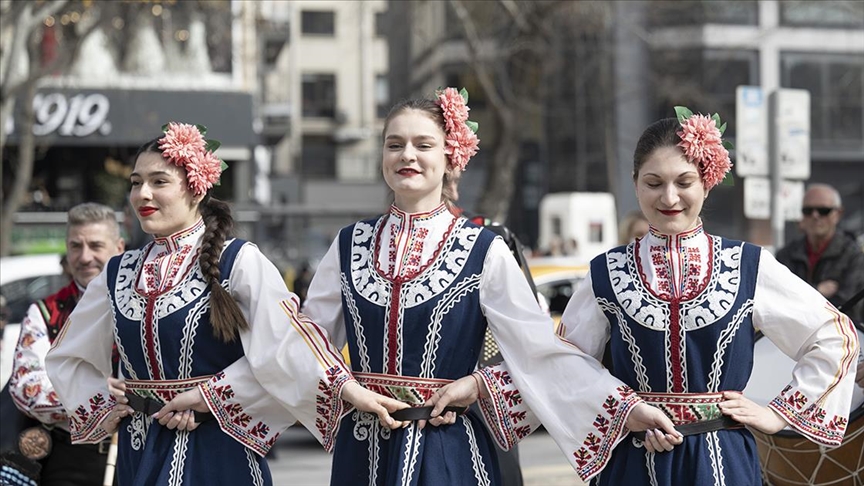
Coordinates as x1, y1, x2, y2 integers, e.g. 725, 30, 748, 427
1, 274, 69, 324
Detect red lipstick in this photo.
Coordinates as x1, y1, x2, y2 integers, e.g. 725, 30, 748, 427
138, 207, 157, 217
658, 209, 683, 216
397, 168, 420, 176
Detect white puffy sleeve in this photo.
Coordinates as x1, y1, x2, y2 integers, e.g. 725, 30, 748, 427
478, 239, 641, 481
558, 272, 611, 362
10, 303, 70, 426
45, 271, 117, 443
301, 236, 347, 350
205, 242, 354, 454
753, 248, 860, 447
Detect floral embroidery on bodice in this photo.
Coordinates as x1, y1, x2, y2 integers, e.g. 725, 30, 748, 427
636, 224, 711, 301
139, 219, 205, 295
606, 223, 742, 332
113, 220, 209, 324
376, 203, 456, 281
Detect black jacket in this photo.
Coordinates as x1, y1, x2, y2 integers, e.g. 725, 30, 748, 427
776, 232, 864, 324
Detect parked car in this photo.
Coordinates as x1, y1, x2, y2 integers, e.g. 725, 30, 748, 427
528, 257, 589, 329
0, 254, 66, 388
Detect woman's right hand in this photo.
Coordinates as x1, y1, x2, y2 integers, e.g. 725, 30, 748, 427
108, 377, 127, 402
340, 381, 410, 430
104, 377, 133, 433
626, 402, 683, 453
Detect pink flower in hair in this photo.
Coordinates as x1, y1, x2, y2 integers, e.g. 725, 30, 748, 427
185, 150, 223, 196
444, 124, 479, 172
437, 87, 470, 132
696, 145, 733, 190
435, 87, 480, 171
159, 123, 206, 164
157, 121, 226, 195
677, 114, 732, 190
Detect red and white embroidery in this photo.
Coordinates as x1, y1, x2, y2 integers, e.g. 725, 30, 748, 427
200, 372, 281, 456
572, 386, 640, 479
476, 365, 540, 451
314, 365, 352, 453
68, 391, 116, 443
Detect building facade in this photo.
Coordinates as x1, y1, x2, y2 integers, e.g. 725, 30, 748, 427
3, 0, 256, 253
391, 0, 863, 249
254, 0, 390, 265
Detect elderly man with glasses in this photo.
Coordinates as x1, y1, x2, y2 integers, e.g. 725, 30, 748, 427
776, 183, 864, 326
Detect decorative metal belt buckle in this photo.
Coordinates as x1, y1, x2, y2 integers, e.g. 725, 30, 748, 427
18, 426, 52, 460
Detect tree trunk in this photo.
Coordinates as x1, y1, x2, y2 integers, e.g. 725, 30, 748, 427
477, 114, 520, 222
1, 83, 37, 256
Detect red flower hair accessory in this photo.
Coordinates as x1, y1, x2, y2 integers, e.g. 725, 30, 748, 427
158, 122, 228, 196
674, 106, 734, 190
436, 87, 479, 171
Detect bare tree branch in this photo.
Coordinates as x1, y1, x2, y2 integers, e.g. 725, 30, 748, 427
499, 0, 529, 31
449, 0, 508, 115
0, 0, 67, 87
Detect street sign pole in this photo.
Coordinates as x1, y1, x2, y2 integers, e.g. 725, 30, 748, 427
768, 89, 811, 248
769, 91, 784, 247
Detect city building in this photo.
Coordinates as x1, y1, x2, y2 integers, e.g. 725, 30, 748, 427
390, 0, 863, 249
253, 0, 390, 264
2, 1, 256, 253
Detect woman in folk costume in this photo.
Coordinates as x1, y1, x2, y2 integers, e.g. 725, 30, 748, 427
45, 123, 409, 486
274, 89, 678, 486
555, 110, 860, 485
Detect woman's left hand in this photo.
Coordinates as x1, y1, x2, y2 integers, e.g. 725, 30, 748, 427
420, 375, 482, 430
718, 391, 787, 434
154, 387, 210, 432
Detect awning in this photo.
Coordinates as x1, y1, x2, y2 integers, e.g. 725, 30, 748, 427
6, 88, 257, 148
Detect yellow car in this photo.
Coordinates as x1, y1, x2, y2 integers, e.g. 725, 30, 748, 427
528, 257, 589, 330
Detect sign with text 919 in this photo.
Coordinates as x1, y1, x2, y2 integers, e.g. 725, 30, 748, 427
30, 92, 112, 137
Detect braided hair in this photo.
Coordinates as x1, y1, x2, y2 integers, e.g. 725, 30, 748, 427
134, 139, 248, 343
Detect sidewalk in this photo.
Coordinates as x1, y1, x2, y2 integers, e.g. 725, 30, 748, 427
268, 427, 585, 485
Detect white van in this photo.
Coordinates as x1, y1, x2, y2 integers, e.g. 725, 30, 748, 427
537, 192, 617, 262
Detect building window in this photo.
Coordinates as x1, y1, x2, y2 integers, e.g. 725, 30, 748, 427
651, 49, 759, 139
301, 135, 337, 179
302, 73, 336, 118
375, 75, 389, 119
780, 1, 864, 28
301, 10, 335, 36
375, 11, 388, 38
781, 52, 863, 149
647, 0, 758, 27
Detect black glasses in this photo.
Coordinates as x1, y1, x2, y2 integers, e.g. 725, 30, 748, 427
801, 207, 835, 217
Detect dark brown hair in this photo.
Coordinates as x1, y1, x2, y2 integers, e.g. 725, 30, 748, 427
382, 98, 460, 210
134, 138, 248, 343
632, 117, 681, 181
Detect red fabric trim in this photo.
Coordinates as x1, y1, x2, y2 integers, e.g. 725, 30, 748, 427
670, 298, 683, 392
387, 281, 402, 375
143, 298, 161, 380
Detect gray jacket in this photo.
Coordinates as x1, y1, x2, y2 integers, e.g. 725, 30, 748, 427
776, 232, 864, 324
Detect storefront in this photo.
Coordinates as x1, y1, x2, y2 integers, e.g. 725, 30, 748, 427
3, 87, 257, 253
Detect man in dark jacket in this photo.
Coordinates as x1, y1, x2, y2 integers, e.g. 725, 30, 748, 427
776, 183, 864, 324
